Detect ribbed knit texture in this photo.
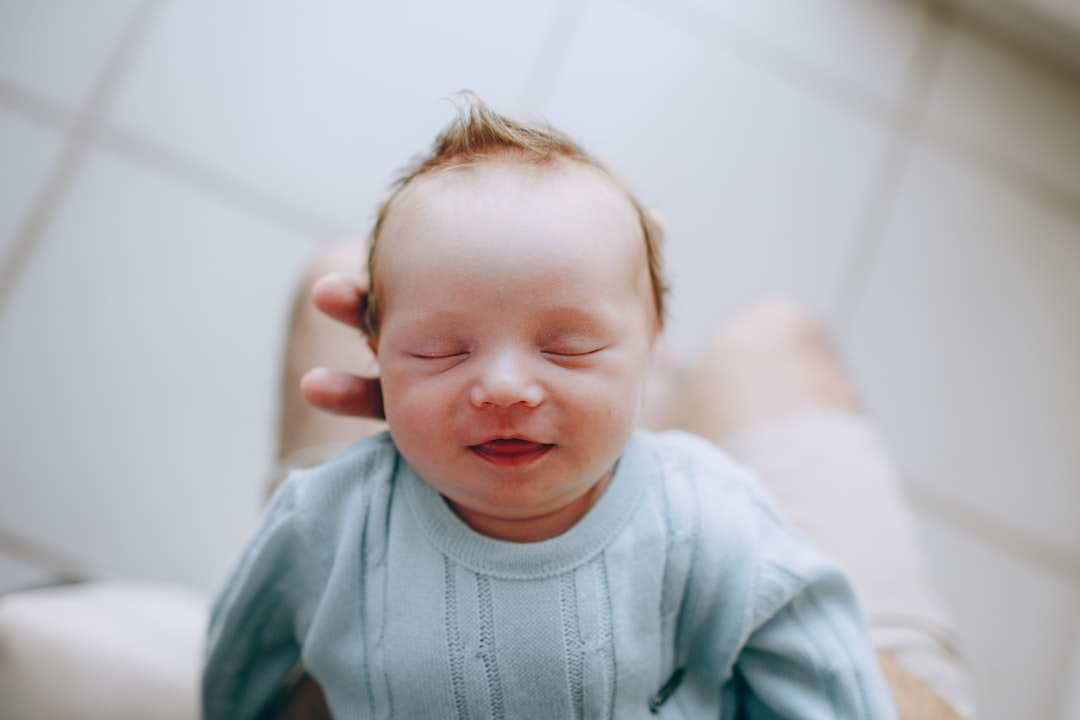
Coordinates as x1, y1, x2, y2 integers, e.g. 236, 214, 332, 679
204, 430, 898, 719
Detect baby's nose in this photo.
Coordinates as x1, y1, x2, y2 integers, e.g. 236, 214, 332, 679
469, 351, 544, 408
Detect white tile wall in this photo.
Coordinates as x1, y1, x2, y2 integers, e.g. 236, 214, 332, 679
0, 0, 140, 107
923, 27, 1080, 199
542, 0, 898, 352
918, 512, 1080, 720
0, 150, 315, 590
0, 109, 64, 266
657, 0, 924, 107
2, 0, 1079, 717
105, 0, 569, 230
1057, 629, 1080, 720
845, 144, 1080, 554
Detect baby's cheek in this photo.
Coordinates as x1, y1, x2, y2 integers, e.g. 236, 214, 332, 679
577, 387, 632, 425
381, 377, 432, 428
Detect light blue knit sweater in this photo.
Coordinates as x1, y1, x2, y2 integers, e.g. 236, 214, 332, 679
204, 430, 896, 719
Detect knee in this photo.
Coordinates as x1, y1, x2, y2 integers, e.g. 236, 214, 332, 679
712, 296, 828, 357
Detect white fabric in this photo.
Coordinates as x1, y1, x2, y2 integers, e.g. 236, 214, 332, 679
0, 580, 206, 720
724, 410, 977, 719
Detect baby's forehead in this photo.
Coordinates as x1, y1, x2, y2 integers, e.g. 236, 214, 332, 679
379, 166, 643, 280
372, 155, 651, 300
394, 155, 635, 219
370, 156, 658, 331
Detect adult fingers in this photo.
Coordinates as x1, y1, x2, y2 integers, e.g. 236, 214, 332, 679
300, 367, 384, 420
311, 272, 368, 332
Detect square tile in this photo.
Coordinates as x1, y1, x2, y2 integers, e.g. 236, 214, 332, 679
0, 150, 316, 592
107, 0, 568, 229
917, 512, 1080, 720
0, 0, 140, 107
1056, 629, 1080, 720
923, 26, 1080, 198
639, 0, 926, 108
845, 144, 1080, 553
0, 109, 64, 267
542, 0, 889, 351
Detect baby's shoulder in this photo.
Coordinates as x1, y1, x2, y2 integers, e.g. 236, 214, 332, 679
273, 431, 401, 533
635, 429, 797, 558
636, 430, 827, 620
638, 429, 773, 513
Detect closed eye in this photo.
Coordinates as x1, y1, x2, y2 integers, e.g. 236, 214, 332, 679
405, 351, 470, 373
538, 329, 610, 360
544, 348, 602, 357
542, 346, 607, 364
410, 351, 469, 360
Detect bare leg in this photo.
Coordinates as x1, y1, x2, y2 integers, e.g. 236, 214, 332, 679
669, 297, 965, 720
672, 296, 858, 443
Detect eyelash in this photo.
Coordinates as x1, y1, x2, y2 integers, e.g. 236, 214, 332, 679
410, 352, 468, 360
544, 348, 601, 358
408, 349, 602, 365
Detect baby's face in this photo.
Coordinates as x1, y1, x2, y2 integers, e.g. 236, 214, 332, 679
371, 159, 658, 542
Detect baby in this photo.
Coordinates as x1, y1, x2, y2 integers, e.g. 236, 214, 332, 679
203, 95, 897, 719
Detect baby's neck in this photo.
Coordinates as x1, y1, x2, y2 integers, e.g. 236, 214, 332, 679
445, 470, 614, 543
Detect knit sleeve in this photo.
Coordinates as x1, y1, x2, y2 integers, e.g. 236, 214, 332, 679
202, 475, 328, 720
735, 494, 898, 720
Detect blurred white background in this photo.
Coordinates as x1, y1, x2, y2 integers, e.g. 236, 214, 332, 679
1, 0, 1078, 718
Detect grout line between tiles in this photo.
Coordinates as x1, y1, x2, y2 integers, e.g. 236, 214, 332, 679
0, 110, 87, 303
621, 0, 896, 127
908, 482, 1080, 586
826, 0, 954, 338
0, 37, 352, 272
94, 123, 356, 241
917, 120, 1080, 227
0, 0, 160, 318
0, 78, 78, 136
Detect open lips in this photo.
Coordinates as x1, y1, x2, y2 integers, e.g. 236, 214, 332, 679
469, 438, 554, 467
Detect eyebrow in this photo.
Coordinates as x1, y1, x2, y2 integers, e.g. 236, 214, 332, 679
397, 303, 621, 336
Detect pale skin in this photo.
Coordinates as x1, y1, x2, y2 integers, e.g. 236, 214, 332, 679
370, 160, 658, 541
270, 167, 963, 719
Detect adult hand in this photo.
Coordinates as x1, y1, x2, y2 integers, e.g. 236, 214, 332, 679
299, 272, 385, 419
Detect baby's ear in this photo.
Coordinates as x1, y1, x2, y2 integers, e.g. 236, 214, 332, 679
358, 290, 379, 354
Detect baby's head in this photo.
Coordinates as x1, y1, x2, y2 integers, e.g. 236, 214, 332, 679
364, 94, 666, 337
365, 94, 668, 542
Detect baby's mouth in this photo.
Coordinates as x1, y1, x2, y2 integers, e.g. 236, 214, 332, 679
469, 439, 554, 466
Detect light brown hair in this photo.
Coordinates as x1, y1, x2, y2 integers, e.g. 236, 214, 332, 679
362, 92, 667, 337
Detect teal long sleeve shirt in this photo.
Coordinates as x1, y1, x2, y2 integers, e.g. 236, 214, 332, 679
204, 430, 896, 719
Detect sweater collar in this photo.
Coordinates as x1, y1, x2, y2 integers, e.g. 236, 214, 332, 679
401, 431, 651, 579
